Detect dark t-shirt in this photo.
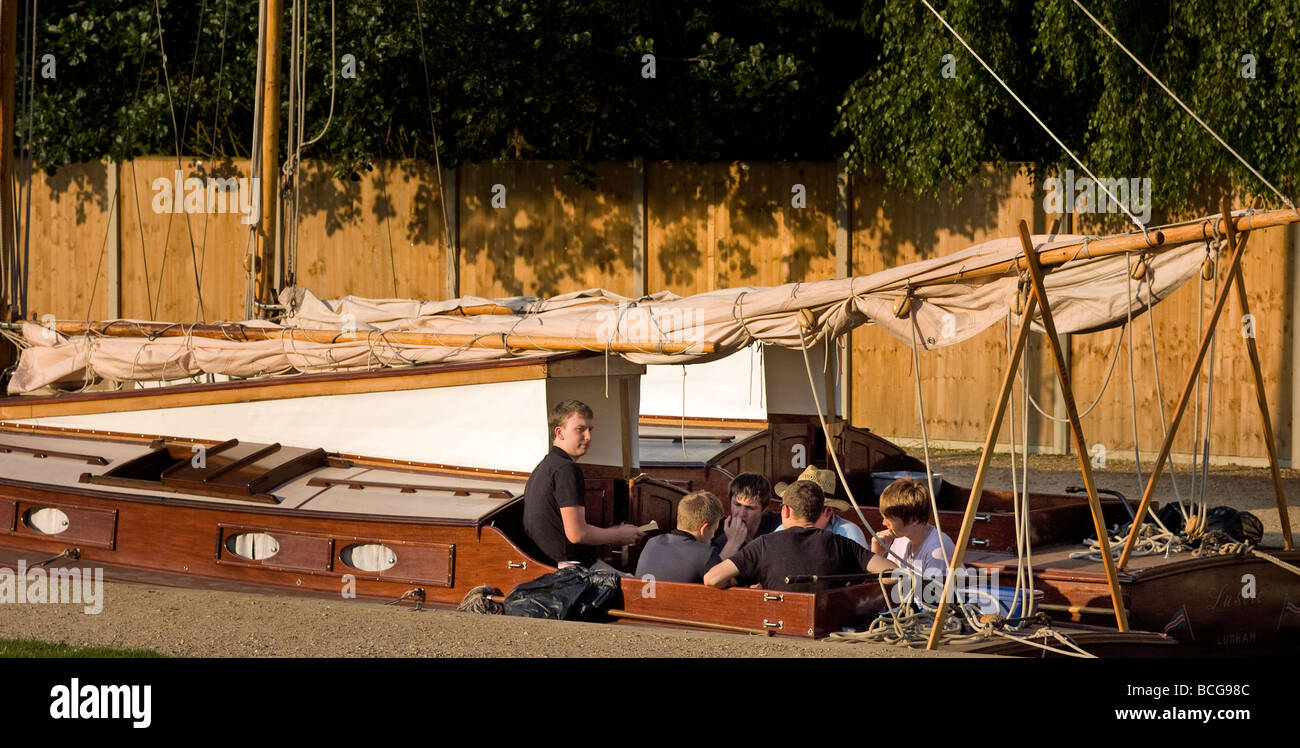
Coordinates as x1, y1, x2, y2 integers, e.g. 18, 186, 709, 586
709, 511, 782, 566
522, 445, 595, 566
635, 530, 714, 583
731, 525, 873, 593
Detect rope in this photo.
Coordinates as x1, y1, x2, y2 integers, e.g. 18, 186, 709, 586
413, 0, 458, 298
795, 324, 909, 570
1124, 253, 1144, 495
457, 585, 504, 614
920, 0, 1149, 234
1018, 314, 1127, 423
301, 0, 337, 146
1252, 550, 1300, 578
908, 313, 951, 572
150, 0, 206, 322
1070, 0, 1297, 215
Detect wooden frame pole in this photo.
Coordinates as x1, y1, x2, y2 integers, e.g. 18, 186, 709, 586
1018, 220, 1128, 631
1118, 196, 1252, 568
1226, 220, 1294, 551
924, 254, 1041, 649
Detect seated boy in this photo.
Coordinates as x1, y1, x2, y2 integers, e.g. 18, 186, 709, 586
774, 466, 868, 548
634, 491, 724, 583
867, 478, 957, 583
703, 480, 873, 593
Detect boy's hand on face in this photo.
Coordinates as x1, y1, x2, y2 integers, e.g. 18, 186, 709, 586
872, 530, 895, 556
723, 516, 748, 543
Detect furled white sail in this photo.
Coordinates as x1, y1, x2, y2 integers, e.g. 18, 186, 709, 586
7, 233, 1206, 394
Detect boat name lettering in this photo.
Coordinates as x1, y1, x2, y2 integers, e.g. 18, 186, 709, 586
1208, 584, 1260, 612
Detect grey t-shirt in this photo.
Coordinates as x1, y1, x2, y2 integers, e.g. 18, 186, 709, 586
635, 530, 714, 583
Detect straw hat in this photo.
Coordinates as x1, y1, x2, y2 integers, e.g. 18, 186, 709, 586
775, 466, 849, 511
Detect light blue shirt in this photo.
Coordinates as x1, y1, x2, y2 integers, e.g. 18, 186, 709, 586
776, 514, 868, 548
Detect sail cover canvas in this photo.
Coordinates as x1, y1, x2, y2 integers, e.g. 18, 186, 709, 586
8, 233, 1207, 394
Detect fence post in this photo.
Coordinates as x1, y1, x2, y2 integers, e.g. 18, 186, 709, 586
443, 166, 459, 300
107, 159, 121, 318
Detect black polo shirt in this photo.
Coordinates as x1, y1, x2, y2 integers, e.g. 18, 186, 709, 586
731, 525, 873, 593
708, 511, 782, 566
522, 445, 595, 566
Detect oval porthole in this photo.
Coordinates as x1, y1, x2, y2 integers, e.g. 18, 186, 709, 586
23, 507, 69, 535
225, 532, 281, 561
339, 543, 397, 572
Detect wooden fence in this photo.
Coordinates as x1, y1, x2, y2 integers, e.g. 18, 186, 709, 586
18, 157, 1297, 465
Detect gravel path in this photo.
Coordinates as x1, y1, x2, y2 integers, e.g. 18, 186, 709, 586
0, 581, 966, 658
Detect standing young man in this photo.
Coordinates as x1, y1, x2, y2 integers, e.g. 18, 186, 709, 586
523, 400, 643, 566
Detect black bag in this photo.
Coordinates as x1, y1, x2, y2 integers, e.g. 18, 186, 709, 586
502, 566, 622, 621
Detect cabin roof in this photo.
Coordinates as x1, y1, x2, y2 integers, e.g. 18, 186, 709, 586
0, 429, 523, 524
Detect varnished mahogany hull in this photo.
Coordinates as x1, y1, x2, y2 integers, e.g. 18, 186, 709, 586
0, 476, 887, 639
971, 550, 1300, 656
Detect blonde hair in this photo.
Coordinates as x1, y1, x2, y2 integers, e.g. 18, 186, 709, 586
677, 491, 724, 532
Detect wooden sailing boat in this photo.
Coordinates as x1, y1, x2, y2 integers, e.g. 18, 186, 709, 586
0, 4, 1295, 656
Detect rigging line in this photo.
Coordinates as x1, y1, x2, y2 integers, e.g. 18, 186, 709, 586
1018, 315, 1127, 422
85, 52, 155, 324
1070, 0, 1297, 215
1125, 253, 1143, 496
151, 0, 207, 321
301, 0, 336, 146
908, 312, 951, 572
244, 0, 267, 319
413, 0, 456, 296
1140, 255, 1185, 510
196, 0, 232, 319
919, 0, 1148, 233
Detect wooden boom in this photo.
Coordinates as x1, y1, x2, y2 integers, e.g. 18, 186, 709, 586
47, 320, 715, 355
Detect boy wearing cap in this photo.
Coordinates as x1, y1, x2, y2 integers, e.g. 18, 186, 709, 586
634, 491, 725, 583
775, 466, 868, 548
703, 480, 873, 593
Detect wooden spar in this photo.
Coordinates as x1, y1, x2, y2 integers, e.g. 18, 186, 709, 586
1118, 197, 1253, 569
0, 0, 15, 319
1016, 219, 1128, 631
925, 253, 1041, 650
912, 207, 1298, 290
254, 0, 283, 316
47, 320, 715, 355
1228, 228, 1294, 551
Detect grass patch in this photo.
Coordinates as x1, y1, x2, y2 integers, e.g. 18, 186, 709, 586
0, 637, 164, 658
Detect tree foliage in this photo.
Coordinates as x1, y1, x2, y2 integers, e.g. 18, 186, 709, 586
836, 0, 1300, 216
14, 0, 1299, 213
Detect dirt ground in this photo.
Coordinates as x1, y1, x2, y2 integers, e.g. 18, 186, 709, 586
0, 449, 1293, 658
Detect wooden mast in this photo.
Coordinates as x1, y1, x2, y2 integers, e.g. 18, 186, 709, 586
0, 0, 16, 322
254, 0, 283, 317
